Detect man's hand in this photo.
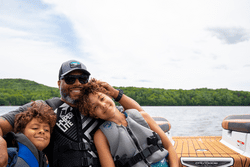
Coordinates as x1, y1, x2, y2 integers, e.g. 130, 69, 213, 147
97, 80, 143, 111
98, 81, 119, 99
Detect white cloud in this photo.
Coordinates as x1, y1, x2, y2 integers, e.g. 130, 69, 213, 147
0, 0, 250, 91
207, 27, 250, 44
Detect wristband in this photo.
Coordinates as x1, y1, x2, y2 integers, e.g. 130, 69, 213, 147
115, 89, 123, 102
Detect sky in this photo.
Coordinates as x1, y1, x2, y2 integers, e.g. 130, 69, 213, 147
0, 0, 250, 92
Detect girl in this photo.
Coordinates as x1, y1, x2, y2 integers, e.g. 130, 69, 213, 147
78, 79, 178, 167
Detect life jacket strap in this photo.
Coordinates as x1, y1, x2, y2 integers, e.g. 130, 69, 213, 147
147, 132, 164, 151
115, 132, 164, 167
38, 150, 49, 167
55, 142, 99, 167
58, 142, 96, 153
115, 154, 128, 167
56, 156, 100, 167
81, 157, 100, 167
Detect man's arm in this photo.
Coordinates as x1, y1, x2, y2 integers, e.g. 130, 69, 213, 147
0, 117, 13, 136
0, 117, 14, 167
116, 93, 143, 111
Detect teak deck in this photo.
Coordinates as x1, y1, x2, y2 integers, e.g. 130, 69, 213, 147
172, 136, 250, 167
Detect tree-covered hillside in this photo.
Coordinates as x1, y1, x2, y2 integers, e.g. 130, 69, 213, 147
0, 79, 249, 106
114, 86, 250, 106
0, 79, 60, 105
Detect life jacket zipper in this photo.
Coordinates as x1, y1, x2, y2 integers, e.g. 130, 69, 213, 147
126, 126, 150, 166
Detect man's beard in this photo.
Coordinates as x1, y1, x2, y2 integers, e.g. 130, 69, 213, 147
60, 87, 79, 105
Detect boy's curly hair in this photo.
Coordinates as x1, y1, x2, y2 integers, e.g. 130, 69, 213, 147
14, 101, 57, 134
78, 78, 109, 117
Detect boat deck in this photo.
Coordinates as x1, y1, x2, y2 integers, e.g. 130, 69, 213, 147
173, 136, 250, 167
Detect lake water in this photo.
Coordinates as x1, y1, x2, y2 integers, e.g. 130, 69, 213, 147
1, 106, 249, 136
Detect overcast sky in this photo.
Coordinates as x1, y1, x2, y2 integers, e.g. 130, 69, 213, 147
1, 0, 250, 91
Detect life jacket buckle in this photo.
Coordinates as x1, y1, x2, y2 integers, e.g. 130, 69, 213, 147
78, 142, 91, 151
81, 157, 94, 166
135, 152, 144, 162
142, 149, 151, 158
115, 155, 128, 167
87, 157, 94, 166
147, 132, 159, 145
131, 148, 151, 165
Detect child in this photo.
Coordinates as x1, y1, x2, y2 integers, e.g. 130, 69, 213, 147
6, 101, 57, 167
78, 79, 179, 167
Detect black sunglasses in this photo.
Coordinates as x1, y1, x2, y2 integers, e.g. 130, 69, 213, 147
62, 75, 89, 85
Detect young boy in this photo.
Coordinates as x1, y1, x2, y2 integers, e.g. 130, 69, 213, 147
78, 79, 179, 167
6, 101, 57, 167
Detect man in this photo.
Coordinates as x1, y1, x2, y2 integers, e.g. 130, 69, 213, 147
0, 60, 141, 167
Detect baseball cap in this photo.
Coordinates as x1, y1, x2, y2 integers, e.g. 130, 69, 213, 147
59, 60, 91, 80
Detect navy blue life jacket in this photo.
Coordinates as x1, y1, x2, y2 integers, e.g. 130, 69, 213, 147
6, 132, 49, 167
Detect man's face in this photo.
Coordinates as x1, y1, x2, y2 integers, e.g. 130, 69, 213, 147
23, 118, 50, 151
58, 70, 88, 105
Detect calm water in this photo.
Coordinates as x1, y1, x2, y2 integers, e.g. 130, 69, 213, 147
1, 106, 249, 136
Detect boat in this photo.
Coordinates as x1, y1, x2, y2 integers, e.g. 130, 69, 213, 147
153, 114, 250, 167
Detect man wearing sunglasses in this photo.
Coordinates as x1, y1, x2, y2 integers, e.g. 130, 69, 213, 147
0, 60, 141, 167
58, 60, 91, 106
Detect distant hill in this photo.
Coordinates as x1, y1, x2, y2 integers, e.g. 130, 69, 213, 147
114, 86, 250, 106
0, 79, 60, 106
0, 78, 250, 106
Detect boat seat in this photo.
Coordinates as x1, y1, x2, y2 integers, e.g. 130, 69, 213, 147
152, 117, 171, 133
222, 114, 250, 133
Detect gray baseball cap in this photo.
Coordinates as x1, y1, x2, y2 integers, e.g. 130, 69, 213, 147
59, 60, 90, 80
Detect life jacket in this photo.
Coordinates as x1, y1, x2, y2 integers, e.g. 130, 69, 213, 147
6, 132, 48, 167
45, 98, 103, 167
99, 109, 169, 167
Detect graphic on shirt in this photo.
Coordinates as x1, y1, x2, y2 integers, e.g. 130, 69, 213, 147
103, 122, 112, 129
80, 114, 100, 142
54, 102, 101, 143
56, 103, 74, 132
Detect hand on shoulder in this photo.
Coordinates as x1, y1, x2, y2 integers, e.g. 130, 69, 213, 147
97, 81, 119, 99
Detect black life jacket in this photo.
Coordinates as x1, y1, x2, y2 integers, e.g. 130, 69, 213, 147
6, 132, 48, 167
45, 98, 103, 167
